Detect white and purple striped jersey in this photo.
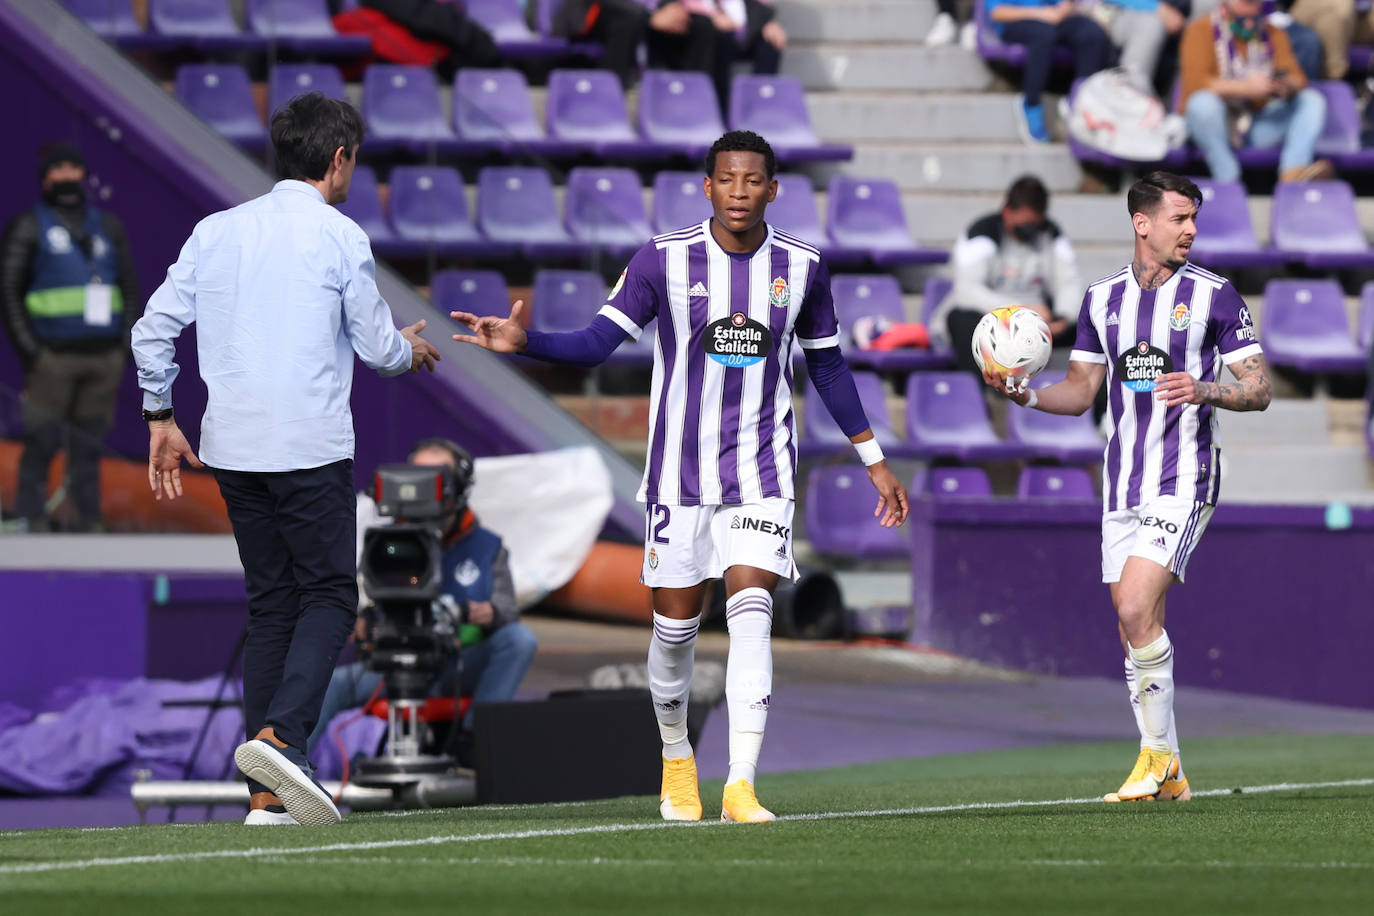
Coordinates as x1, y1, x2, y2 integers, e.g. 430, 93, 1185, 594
599, 220, 838, 506
1071, 262, 1263, 511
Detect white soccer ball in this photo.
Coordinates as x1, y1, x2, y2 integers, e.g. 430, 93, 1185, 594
970, 306, 1052, 391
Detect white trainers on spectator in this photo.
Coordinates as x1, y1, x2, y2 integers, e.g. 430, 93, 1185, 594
959, 20, 978, 50
244, 807, 299, 826
925, 12, 957, 46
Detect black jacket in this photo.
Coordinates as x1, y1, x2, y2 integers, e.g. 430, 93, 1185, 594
0, 205, 139, 367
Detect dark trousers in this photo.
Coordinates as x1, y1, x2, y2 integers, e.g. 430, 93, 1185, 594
17, 349, 123, 529
214, 459, 358, 787
1001, 16, 1113, 106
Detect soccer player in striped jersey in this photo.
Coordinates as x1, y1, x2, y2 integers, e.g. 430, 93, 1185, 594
983, 171, 1271, 802
451, 130, 908, 822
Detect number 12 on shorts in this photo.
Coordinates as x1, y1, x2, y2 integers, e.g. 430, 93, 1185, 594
647, 503, 670, 544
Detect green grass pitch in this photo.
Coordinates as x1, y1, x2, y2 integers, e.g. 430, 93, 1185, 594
3, 735, 1372, 915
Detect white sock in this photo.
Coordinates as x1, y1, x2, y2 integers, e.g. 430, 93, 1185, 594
648, 611, 699, 759
1124, 656, 1182, 773
725, 587, 773, 786
1128, 630, 1174, 753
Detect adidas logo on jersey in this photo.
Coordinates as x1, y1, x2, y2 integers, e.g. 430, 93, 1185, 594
1106, 312, 1120, 326
688, 281, 709, 298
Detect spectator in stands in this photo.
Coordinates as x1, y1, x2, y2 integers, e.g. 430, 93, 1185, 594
939, 175, 1080, 378
0, 142, 139, 532
1180, 0, 1332, 182
1081, 0, 1175, 94
926, 0, 977, 49
1190, 0, 1325, 81
1288, 0, 1373, 80
548, 1, 706, 89
988, 0, 1115, 143
334, 0, 502, 78
646, 1, 783, 109
307, 438, 537, 769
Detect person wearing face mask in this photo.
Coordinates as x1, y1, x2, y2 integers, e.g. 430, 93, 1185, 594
0, 142, 140, 532
1179, 0, 1332, 183
939, 174, 1082, 379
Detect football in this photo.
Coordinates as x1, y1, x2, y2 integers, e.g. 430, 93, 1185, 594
970, 306, 1052, 390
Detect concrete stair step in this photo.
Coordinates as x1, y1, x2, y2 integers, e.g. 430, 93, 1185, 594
807, 142, 1084, 194
775, 0, 934, 44
808, 92, 1026, 143
782, 44, 993, 92
1222, 399, 1330, 447
1221, 444, 1372, 498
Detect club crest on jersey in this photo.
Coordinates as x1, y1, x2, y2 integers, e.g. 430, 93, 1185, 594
706, 312, 771, 367
1169, 302, 1191, 331
647, 548, 659, 570
609, 269, 627, 300
1116, 340, 1174, 392
768, 276, 790, 308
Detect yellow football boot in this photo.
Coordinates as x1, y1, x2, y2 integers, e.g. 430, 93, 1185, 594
659, 755, 702, 821
721, 779, 776, 823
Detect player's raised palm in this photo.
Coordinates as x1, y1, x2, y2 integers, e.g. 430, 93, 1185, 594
451, 299, 529, 353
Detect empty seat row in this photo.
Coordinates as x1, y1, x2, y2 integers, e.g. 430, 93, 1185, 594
805, 464, 1098, 560
63, 0, 369, 56
1190, 179, 1374, 270
1261, 279, 1374, 374
341, 164, 943, 266
175, 63, 852, 163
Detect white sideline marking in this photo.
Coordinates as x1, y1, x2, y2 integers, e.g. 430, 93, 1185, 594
1, 778, 1369, 876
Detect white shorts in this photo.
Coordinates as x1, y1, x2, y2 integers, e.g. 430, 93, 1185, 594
641, 498, 798, 588
1101, 495, 1215, 584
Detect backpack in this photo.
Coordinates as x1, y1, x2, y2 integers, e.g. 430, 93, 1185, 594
1067, 68, 1187, 162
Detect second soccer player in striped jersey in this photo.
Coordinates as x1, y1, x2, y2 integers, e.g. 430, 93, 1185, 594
983, 171, 1272, 803
452, 130, 908, 822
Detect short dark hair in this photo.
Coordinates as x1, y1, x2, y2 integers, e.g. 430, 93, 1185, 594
1004, 175, 1049, 214
1127, 171, 1202, 218
270, 92, 365, 182
705, 130, 776, 178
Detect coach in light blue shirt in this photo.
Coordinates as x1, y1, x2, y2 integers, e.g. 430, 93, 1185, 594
130, 92, 440, 827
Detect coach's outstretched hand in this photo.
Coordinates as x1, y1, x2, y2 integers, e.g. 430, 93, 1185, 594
867, 461, 909, 528
451, 299, 529, 354
401, 320, 441, 373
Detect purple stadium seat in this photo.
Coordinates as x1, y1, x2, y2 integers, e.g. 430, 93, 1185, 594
454, 69, 581, 157
464, 0, 569, 57
922, 276, 952, 325
767, 173, 825, 246
388, 166, 511, 257
431, 270, 509, 317
1006, 371, 1106, 463
174, 64, 267, 149
804, 465, 910, 559
149, 0, 266, 50
973, 0, 1072, 69
564, 167, 652, 259
1359, 282, 1374, 352
269, 65, 348, 118
1271, 180, 1374, 269
1260, 279, 1366, 373
546, 70, 656, 158
1188, 179, 1283, 268
926, 466, 994, 498
62, 0, 181, 48
826, 177, 947, 267
1312, 80, 1374, 170
530, 269, 604, 332
476, 166, 584, 259
336, 165, 403, 255
638, 70, 726, 159
801, 371, 905, 458
245, 0, 371, 56
362, 65, 457, 153
728, 75, 852, 163
1016, 466, 1098, 501
831, 274, 950, 372
905, 372, 1027, 461
652, 171, 711, 233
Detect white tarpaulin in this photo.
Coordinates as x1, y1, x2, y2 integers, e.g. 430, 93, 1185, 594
357, 446, 615, 609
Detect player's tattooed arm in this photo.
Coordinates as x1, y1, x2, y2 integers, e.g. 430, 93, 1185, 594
1156, 353, 1272, 411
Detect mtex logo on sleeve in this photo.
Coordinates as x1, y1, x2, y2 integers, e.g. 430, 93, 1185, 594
1116, 340, 1173, 392
706, 312, 772, 367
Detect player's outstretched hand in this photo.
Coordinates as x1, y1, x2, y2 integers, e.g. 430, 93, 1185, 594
451, 299, 529, 354
148, 420, 204, 502
980, 365, 1033, 407
867, 461, 909, 528
1154, 371, 1203, 407
401, 319, 442, 373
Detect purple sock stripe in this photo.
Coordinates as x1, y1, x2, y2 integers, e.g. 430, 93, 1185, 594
726, 606, 774, 622
653, 623, 699, 638
725, 599, 773, 615
654, 633, 698, 647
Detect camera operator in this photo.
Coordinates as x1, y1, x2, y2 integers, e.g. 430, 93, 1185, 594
306, 438, 537, 767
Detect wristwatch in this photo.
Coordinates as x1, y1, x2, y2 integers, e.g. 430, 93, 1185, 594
142, 407, 174, 422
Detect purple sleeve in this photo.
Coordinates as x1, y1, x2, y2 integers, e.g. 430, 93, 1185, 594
1069, 286, 1106, 364
1211, 281, 1263, 362
794, 257, 842, 350
523, 315, 630, 368
598, 243, 664, 339
804, 347, 871, 438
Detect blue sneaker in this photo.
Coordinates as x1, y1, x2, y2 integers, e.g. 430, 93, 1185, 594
1016, 97, 1051, 144
234, 739, 341, 826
